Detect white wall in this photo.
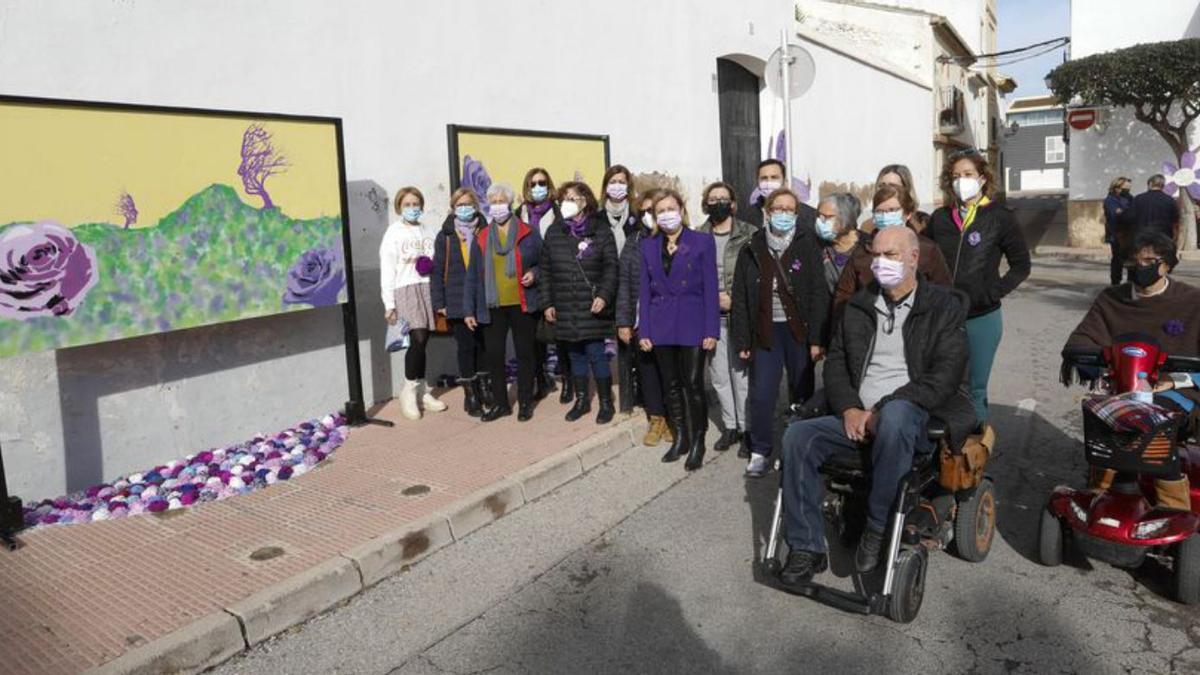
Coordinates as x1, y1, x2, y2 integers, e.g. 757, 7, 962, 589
0, 0, 796, 499
1066, 0, 1200, 201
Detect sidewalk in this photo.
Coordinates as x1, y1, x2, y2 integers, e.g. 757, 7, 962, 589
1034, 245, 1200, 261
0, 391, 646, 675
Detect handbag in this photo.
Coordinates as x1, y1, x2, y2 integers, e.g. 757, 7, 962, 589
433, 236, 452, 334
938, 424, 995, 492
386, 319, 410, 353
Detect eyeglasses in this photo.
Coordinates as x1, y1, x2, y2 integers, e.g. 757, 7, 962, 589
530, 179, 549, 187
877, 306, 896, 335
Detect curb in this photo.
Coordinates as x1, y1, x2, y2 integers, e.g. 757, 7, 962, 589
86, 415, 646, 675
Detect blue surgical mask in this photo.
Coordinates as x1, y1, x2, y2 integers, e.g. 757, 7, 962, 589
874, 211, 905, 229
401, 206, 422, 223
454, 205, 477, 221
530, 185, 549, 202
769, 212, 797, 232
815, 217, 838, 242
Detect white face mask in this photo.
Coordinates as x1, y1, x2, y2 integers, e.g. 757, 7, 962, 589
560, 201, 581, 220
759, 179, 783, 194
642, 211, 655, 229
954, 177, 982, 203
871, 256, 907, 289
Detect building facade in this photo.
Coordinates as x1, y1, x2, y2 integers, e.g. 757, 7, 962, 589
1002, 95, 1068, 192
1063, 0, 1200, 246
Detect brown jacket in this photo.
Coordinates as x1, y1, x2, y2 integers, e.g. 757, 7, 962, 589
832, 233, 953, 315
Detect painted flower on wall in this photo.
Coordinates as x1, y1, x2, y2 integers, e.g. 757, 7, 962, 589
462, 155, 493, 211
282, 246, 345, 307
0, 221, 98, 319
1163, 150, 1200, 200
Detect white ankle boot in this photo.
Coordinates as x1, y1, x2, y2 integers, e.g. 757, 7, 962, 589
399, 380, 421, 420
420, 382, 447, 412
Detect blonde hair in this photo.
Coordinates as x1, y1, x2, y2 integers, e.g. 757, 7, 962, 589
651, 189, 691, 232
764, 187, 800, 213
449, 186, 479, 209
393, 186, 425, 214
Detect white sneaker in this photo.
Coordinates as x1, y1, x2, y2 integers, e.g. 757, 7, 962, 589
399, 380, 421, 421
745, 453, 770, 478
420, 382, 447, 413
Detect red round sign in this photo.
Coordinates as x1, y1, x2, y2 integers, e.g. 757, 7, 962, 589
1068, 109, 1097, 130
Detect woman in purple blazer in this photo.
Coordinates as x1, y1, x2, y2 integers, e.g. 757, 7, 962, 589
638, 189, 720, 470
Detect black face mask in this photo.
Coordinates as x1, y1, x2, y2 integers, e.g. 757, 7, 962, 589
1120, 189, 1132, 197
1131, 263, 1163, 289
707, 202, 733, 222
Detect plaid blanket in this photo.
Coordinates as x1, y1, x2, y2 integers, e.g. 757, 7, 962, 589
1083, 395, 1174, 434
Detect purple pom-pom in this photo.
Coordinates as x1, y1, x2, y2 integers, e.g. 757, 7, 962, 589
415, 255, 435, 277
146, 498, 169, 513
278, 466, 294, 481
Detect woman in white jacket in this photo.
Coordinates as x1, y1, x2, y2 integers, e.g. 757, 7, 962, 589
380, 186, 448, 420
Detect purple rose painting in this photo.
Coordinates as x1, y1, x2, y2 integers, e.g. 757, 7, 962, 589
282, 247, 345, 307
0, 221, 98, 319
462, 155, 492, 211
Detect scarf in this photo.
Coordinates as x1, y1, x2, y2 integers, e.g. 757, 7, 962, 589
952, 196, 991, 232
566, 214, 590, 238
454, 217, 476, 241
766, 225, 795, 256
526, 200, 553, 226
605, 200, 628, 227
483, 220, 519, 308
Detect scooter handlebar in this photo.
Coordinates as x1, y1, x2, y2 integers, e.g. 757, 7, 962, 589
1162, 354, 1200, 374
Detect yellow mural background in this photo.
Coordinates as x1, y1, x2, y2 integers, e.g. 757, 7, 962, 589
0, 102, 342, 227
453, 129, 608, 198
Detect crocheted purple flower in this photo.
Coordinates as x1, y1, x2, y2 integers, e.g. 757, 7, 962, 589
576, 239, 593, 260
415, 255, 434, 276
790, 259, 802, 273
1164, 319, 1186, 336
968, 231, 982, 247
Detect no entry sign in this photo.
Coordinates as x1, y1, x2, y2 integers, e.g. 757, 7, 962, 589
1067, 108, 1097, 131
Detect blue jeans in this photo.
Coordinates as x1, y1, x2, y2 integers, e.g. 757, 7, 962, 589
781, 399, 931, 554
566, 339, 611, 378
748, 322, 813, 457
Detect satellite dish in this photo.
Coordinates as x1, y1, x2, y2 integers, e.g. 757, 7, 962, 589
766, 44, 815, 100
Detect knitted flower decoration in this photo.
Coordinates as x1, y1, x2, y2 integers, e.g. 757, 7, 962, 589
790, 259, 803, 273
1164, 150, 1200, 200
1164, 319, 1186, 337
576, 239, 593, 260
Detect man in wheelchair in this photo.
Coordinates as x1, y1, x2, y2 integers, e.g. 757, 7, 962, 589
777, 227, 977, 588
1064, 231, 1200, 509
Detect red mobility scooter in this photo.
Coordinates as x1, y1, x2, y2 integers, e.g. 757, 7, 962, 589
1041, 334, 1200, 603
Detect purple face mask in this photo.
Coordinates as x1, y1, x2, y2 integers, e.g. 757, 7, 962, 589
606, 183, 628, 200
489, 203, 511, 222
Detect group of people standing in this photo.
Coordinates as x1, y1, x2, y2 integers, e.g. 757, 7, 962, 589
378, 149, 1031, 480
1104, 173, 1184, 286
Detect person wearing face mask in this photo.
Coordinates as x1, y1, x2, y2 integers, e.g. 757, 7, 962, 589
1064, 232, 1200, 511
926, 149, 1031, 429
465, 182, 543, 422
381, 186, 448, 420
775, 226, 975, 588
752, 159, 818, 228
861, 164, 927, 234
814, 193, 862, 295
638, 190, 720, 470
1104, 176, 1135, 286
518, 167, 565, 404
593, 165, 641, 414
617, 189, 672, 446
697, 181, 756, 454
832, 186, 952, 314
542, 182, 620, 425
433, 187, 491, 417
731, 188, 831, 478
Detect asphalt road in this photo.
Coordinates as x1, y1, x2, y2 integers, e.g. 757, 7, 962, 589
214, 258, 1200, 675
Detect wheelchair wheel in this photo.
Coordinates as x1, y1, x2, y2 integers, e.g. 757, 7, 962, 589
1037, 504, 1064, 567
952, 478, 995, 562
886, 548, 928, 623
1172, 533, 1200, 605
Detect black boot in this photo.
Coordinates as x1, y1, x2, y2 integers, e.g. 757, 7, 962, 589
479, 372, 511, 422
477, 372, 497, 411
661, 387, 689, 463
565, 377, 592, 421
684, 392, 707, 471
855, 528, 885, 573
517, 389, 534, 422
558, 374, 574, 404
595, 377, 615, 424
534, 367, 553, 401
460, 377, 483, 418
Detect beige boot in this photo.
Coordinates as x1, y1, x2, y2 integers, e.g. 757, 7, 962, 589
398, 380, 421, 421
420, 382, 447, 413
1155, 477, 1192, 511
643, 416, 667, 446
1089, 467, 1117, 492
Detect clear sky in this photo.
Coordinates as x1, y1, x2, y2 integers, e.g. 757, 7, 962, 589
996, 0, 1071, 101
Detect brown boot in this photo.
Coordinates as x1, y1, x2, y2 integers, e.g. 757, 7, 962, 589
1089, 467, 1117, 492
1154, 477, 1192, 511
643, 416, 667, 446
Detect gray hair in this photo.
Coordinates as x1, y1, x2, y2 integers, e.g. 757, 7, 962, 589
820, 192, 861, 230
486, 182, 515, 203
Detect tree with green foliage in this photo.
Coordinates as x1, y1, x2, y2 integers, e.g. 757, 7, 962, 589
1048, 38, 1200, 249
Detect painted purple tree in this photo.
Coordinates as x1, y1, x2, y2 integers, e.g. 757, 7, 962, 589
115, 191, 138, 229
237, 123, 288, 210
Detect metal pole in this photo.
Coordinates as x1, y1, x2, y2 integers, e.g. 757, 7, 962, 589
780, 30, 795, 182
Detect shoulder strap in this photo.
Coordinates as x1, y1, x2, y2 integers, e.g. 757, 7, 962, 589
444, 233, 450, 283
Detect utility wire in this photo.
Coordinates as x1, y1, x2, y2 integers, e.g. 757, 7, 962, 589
939, 36, 1070, 64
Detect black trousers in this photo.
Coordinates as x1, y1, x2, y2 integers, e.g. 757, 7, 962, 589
484, 305, 537, 405
636, 345, 666, 416
449, 319, 486, 378
1109, 241, 1125, 286
655, 346, 706, 427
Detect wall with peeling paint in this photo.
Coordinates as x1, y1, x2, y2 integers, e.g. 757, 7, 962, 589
0, 0, 797, 499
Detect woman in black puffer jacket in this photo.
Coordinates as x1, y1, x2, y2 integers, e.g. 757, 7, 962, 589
542, 181, 620, 424
431, 189, 489, 416
926, 149, 1030, 428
